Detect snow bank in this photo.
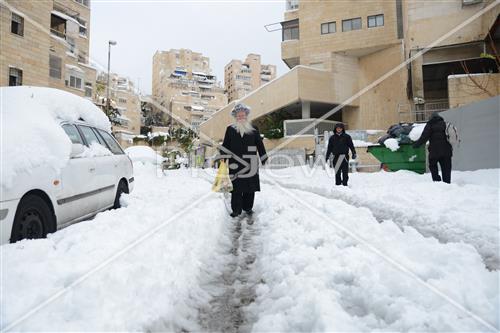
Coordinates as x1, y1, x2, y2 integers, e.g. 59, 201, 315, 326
352, 140, 372, 147
383, 138, 400, 151
409, 123, 426, 141
261, 168, 500, 269
125, 145, 164, 165
1, 164, 229, 331
0, 86, 111, 188
249, 185, 499, 331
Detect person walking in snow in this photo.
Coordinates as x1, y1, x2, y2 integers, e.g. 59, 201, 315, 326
412, 112, 452, 183
325, 123, 357, 186
221, 103, 267, 217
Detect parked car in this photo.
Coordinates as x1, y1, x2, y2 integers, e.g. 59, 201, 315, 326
0, 120, 134, 244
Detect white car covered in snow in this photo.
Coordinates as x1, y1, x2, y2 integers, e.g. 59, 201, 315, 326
0, 87, 134, 244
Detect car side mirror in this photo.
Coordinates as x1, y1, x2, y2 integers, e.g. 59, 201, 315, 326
70, 144, 85, 158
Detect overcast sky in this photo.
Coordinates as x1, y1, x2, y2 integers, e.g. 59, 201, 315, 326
89, 0, 289, 95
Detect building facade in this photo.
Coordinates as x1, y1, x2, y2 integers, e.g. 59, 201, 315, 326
95, 72, 142, 146
152, 49, 227, 131
1, 0, 96, 99
201, 0, 499, 145
224, 54, 276, 102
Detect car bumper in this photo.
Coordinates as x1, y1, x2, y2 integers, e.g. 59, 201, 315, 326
0, 199, 19, 245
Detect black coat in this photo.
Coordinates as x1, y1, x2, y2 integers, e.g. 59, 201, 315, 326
221, 125, 267, 193
325, 130, 356, 160
413, 114, 452, 159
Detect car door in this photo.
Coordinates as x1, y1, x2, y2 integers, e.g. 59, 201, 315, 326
94, 128, 130, 203
76, 125, 118, 211
56, 124, 98, 225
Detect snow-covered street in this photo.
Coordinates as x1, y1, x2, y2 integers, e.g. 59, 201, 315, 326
1, 163, 499, 332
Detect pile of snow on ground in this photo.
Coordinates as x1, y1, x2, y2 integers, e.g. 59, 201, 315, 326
125, 145, 164, 165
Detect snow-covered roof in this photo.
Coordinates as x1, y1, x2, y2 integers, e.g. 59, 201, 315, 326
192, 71, 207, 76
116, 114, 130, 121
65, 64, 84, 73
1, 86, 111, 188
191, 105, 204, 111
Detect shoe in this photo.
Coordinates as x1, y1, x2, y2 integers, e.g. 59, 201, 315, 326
244, 209, 254, 216
230, 212, 241, 218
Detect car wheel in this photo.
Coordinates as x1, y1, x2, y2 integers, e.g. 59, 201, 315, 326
113, 180, 129, 209
11, 195, 52, 243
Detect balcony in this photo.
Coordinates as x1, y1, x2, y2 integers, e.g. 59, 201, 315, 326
281, 39, 300, 68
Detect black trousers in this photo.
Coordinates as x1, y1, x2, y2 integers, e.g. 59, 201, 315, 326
231, 192, 255, 214
332, 155, 349, 186
429, 156, 452, 184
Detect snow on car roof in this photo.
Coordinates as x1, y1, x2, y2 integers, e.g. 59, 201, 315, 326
1, 86, 111, 188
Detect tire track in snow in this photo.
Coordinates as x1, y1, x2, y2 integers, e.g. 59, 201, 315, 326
261, 176, 498, 270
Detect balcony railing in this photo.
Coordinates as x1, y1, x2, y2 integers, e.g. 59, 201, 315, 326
398, 99, 450, 123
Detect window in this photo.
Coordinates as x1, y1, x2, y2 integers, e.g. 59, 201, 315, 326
286, 0, 299, 10
321, 21, 336, 34
79, 25, 87, 37
11, 13, 24, 36
342, 17, 362, 32
281, 19, 299, 41
85, 82, 92, 98
368, 14, 384, 28
78, 125, 102, 146
74, 0, 90, 7
96, 129, 124, 155
118, 98, 127, 103
62, 124, 83, 144
67, 75, 83, 89
50, 14, 66, 39
9, 68, 22, 86
49, 55, 62, 79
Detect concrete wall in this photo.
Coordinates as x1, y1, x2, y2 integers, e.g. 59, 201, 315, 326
440, 96, 499, 171
448, 73, 500, 109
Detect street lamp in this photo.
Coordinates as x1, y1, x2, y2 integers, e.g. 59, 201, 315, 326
106, 40, 117, 116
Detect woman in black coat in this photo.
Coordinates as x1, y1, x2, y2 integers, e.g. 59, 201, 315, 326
221, 103, 267, 217
413, 113, 452, 183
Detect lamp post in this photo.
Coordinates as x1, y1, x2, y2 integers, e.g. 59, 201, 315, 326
106, 40, 117, 117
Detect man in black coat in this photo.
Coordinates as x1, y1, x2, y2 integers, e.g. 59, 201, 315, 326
325, 123, 357, 186
221, 103, 267, 217
413, 112, 452, 183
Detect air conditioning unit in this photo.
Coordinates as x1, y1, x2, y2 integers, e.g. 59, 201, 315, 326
462, 0, 482, 6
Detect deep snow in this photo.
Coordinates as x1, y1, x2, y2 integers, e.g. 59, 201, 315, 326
1, 164, 498, 331
0, 86, 111, 188
261, 167, 500, 270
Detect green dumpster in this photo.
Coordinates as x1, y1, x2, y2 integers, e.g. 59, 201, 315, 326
367, 143, 426, 174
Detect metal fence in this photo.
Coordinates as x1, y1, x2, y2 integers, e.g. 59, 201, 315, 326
398, 99, 450, 123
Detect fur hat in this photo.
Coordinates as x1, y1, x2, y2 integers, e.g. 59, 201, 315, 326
231, 103, 251, 117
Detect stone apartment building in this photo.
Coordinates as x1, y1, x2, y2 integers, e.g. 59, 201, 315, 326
200, 0, 499, 153
1, 0, 96, 99
224, 54, 277, 102
152, 49, 227, 131
95, 72, 142, 146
